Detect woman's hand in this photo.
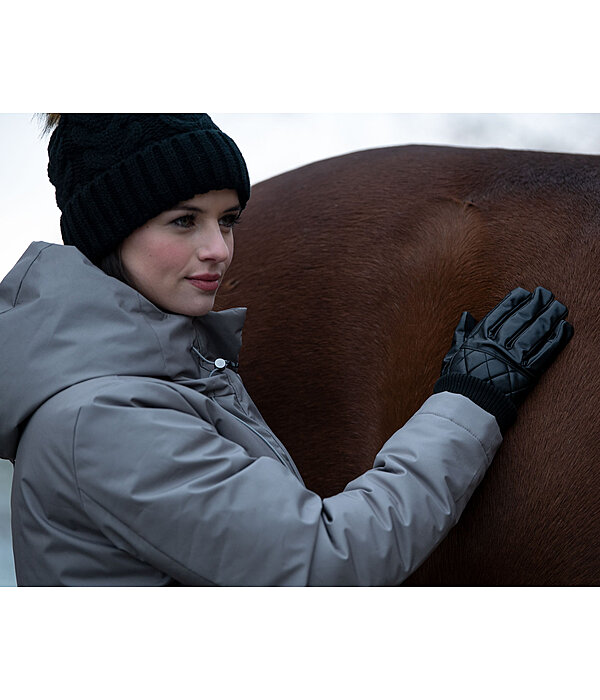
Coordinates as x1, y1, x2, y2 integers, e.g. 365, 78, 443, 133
434, 287, 574, 431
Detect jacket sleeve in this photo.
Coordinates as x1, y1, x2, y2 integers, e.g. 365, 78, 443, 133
72, 383, 502, 586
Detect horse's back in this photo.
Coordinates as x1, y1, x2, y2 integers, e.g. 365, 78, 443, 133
216, 145, 600, 585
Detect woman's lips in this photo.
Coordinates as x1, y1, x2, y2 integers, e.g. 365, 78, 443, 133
186, 275, 220, 292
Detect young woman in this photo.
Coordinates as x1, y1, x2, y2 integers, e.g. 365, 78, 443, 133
0, 114, 573, 585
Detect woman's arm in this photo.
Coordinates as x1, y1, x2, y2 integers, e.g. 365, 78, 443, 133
72, 382, 499, 586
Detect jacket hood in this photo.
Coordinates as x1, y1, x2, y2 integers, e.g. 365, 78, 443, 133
0, 242, 246, 460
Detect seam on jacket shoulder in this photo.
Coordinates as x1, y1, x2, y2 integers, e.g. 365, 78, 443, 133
0, 243, 53, 314
417, 409, 493, 463
71, 406, 88, 512
77, 486, 217, 586
72, 402, 216, 585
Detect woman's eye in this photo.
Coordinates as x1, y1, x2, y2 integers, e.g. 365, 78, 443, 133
170, 212, 241, 230
172, 214, 196, 228
219, 213, 242, 230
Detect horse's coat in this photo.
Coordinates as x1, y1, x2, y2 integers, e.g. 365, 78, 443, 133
215, 145, 599, 585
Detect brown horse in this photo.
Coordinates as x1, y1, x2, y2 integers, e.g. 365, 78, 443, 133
215, 145, 600, 586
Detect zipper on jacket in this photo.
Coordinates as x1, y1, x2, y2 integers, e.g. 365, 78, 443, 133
191, 345, 304, 483
208, 397, 304, 484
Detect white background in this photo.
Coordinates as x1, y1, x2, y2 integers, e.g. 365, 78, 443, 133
1, 0, 598, 697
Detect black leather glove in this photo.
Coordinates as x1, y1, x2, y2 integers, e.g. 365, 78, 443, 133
434, 287, 574, 433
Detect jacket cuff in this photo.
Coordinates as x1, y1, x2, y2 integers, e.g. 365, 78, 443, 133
433, 372, 517, 435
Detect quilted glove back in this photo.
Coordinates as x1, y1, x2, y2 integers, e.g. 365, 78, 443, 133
440, 287, 574, 406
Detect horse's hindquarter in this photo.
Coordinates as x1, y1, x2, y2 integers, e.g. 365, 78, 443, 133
216, 145, 600, 585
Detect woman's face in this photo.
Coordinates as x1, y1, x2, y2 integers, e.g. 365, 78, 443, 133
120, 189, 240, 316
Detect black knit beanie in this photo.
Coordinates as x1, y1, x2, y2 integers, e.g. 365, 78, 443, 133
47, 114, 251, 263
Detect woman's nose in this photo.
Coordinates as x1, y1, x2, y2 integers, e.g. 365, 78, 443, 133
196, 224, 231, 262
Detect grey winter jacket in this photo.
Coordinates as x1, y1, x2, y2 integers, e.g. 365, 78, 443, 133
0, 242, 502, 586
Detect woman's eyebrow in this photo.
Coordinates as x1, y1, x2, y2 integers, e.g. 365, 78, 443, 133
168, 204, 241, 214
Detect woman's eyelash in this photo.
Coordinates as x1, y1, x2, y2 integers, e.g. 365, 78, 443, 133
172, 214, 196, 228
171, 213, 242, 229
220, 213, 242, 228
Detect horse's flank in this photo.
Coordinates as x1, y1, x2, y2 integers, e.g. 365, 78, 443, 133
216, 145, 600, 585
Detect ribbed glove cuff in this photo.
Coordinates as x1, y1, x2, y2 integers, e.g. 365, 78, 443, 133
433, 372, 517, 434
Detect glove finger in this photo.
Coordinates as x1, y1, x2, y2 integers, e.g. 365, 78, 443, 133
441, 311, 478, 370
507, 296, 569, 363
493, 287, 556, 344
477, 287, 532, 338
454, 310, 478, 344
524, 319, 574, 374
